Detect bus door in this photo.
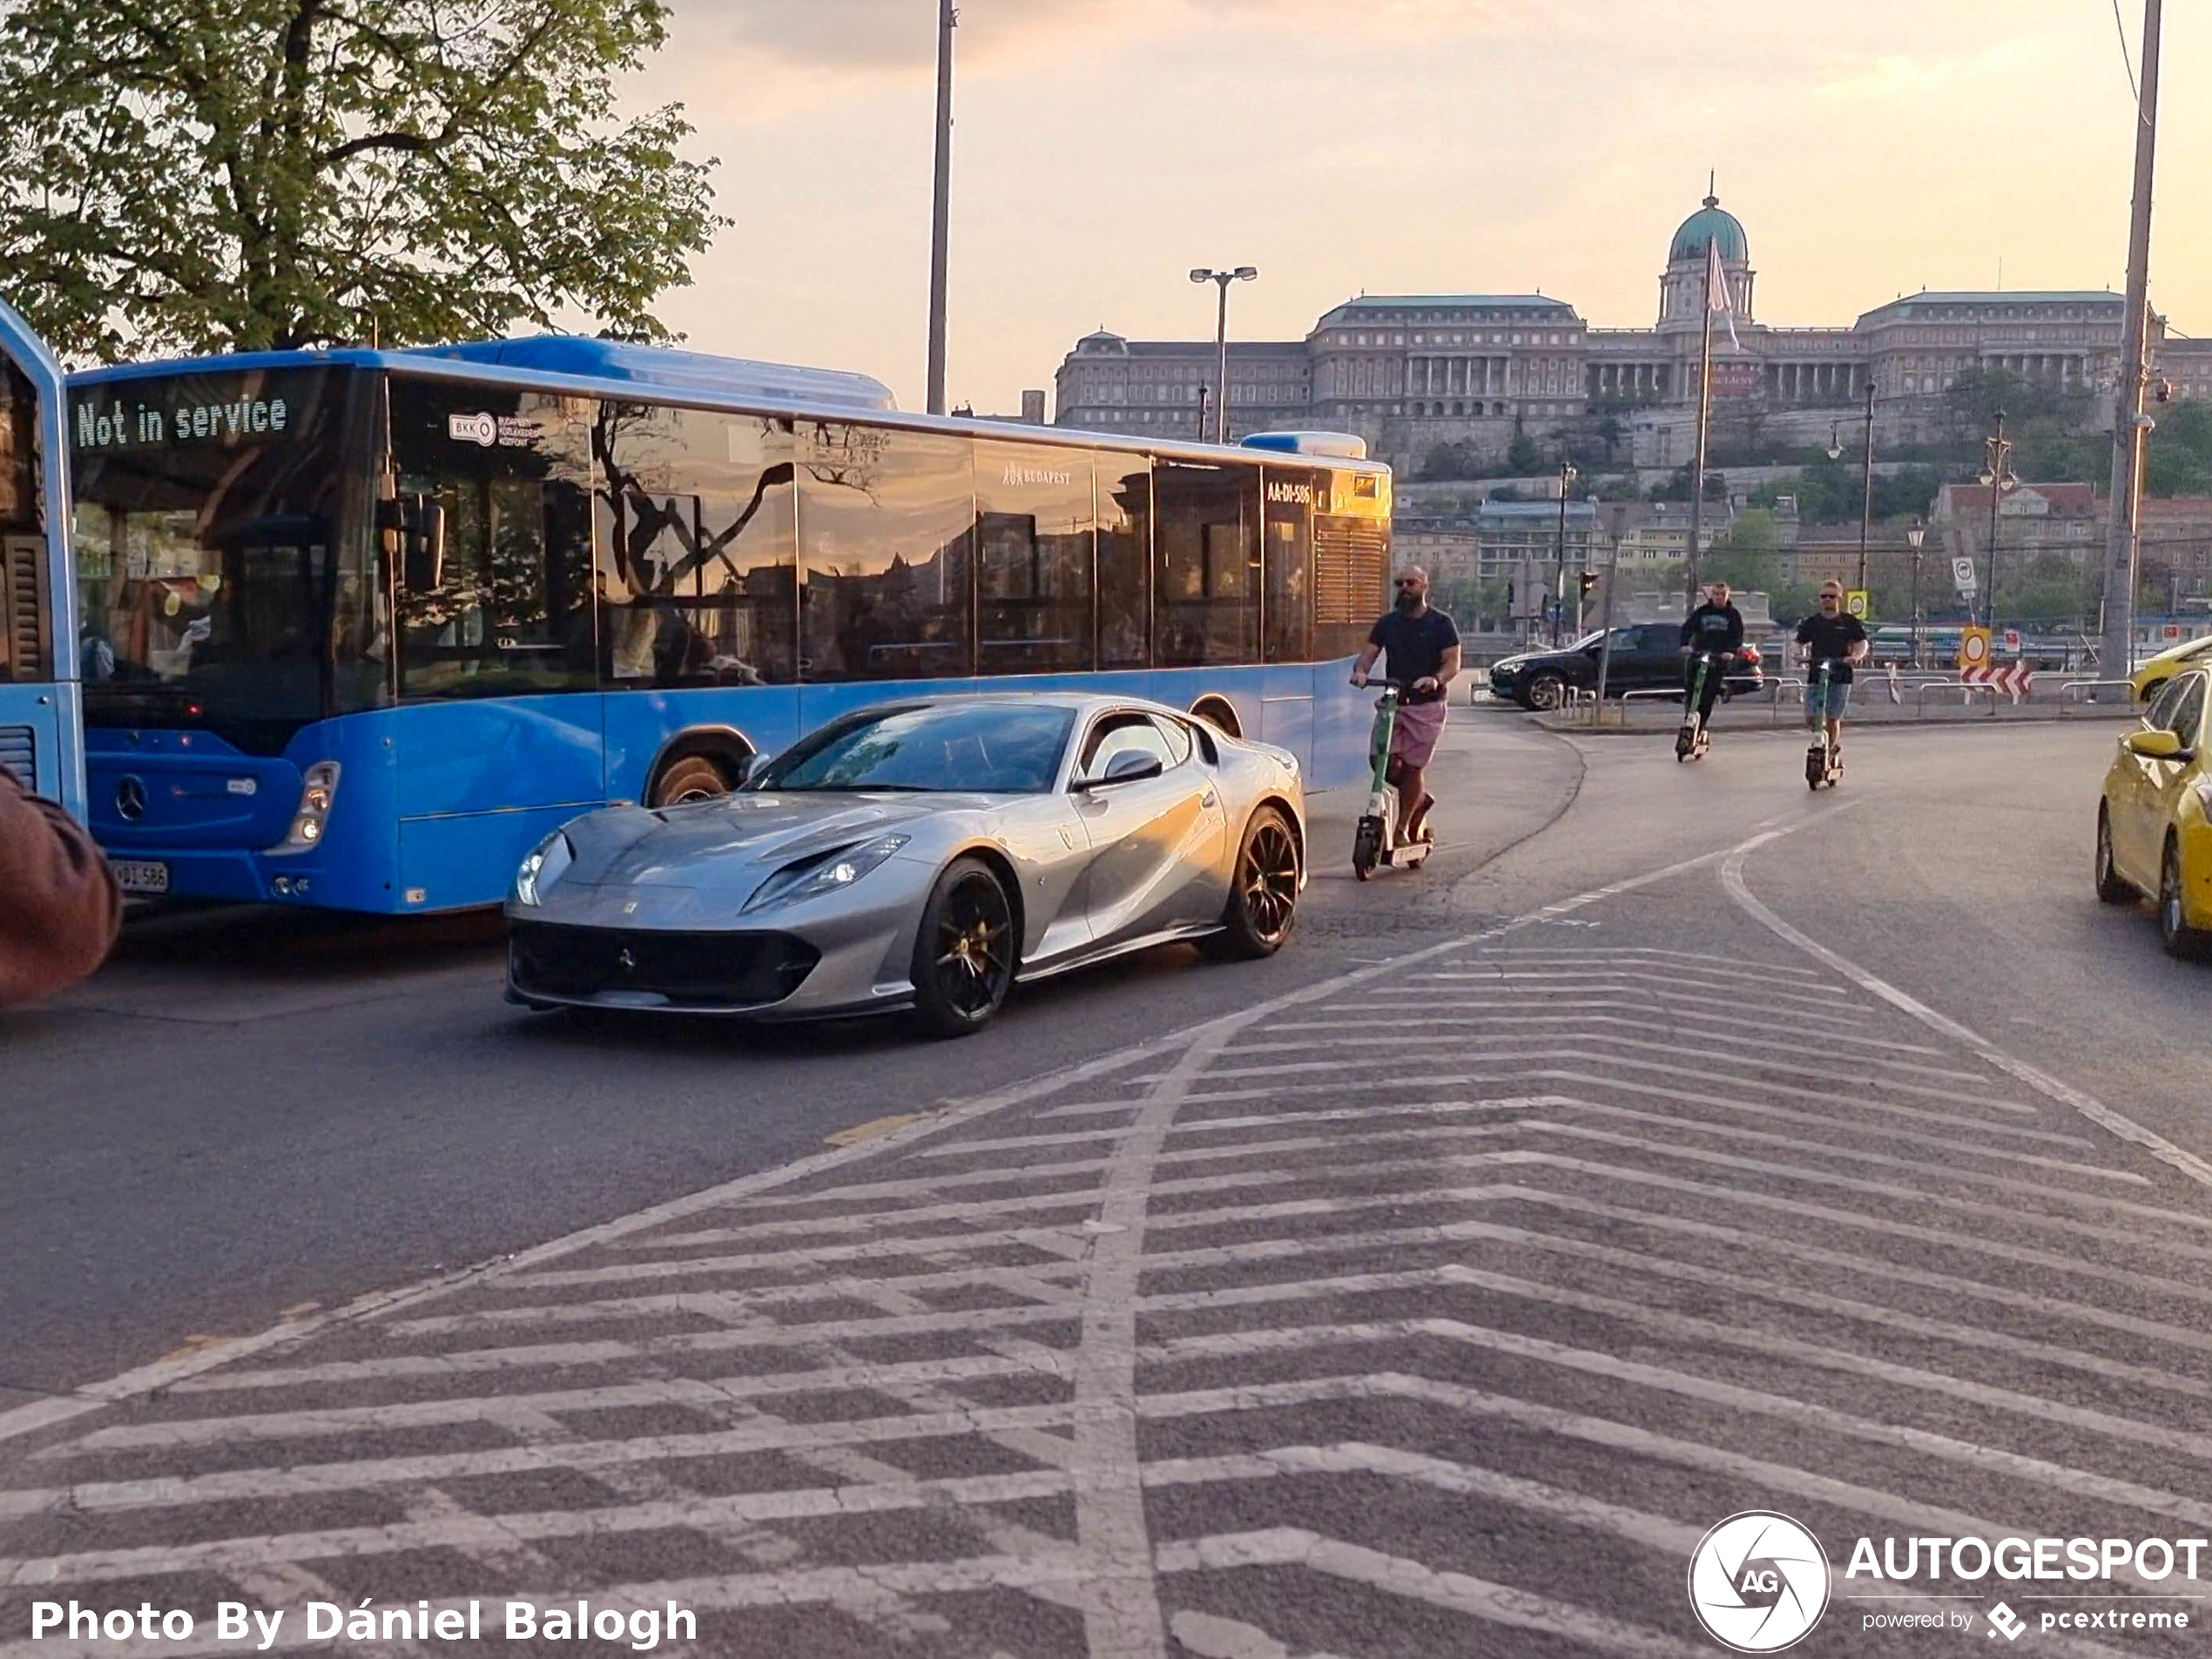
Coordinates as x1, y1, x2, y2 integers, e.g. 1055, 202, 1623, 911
0, 296, 80, 819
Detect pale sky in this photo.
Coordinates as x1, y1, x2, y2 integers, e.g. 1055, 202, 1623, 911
637, 0, 2210, 414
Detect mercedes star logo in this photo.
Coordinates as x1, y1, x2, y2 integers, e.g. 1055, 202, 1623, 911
617, 948, 637, 972
114, 776, 147, 822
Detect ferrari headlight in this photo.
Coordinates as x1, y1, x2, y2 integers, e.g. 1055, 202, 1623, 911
515, 831, 574, 907
743, 834, 910, 914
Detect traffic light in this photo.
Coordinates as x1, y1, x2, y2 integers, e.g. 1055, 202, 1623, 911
1579, 570, 1599, 599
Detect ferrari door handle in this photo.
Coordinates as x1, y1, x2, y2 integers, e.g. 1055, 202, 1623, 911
1200, 790, 1218, 808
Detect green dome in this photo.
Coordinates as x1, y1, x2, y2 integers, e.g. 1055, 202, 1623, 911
1669, 196, 1748, 266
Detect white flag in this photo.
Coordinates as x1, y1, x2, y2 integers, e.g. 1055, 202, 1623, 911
1705, 239, 1742, 351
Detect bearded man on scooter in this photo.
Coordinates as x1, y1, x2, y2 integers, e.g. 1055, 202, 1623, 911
1351, 566, 1461, 845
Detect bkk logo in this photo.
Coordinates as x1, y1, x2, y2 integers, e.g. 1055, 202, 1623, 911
1687, 1512, 1831, 1652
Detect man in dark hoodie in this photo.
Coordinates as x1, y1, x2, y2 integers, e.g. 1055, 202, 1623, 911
0, 765, 120, 1007
1679, 579, 1744, 732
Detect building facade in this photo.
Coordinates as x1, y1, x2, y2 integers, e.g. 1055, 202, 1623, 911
1053, 189, 2206, 475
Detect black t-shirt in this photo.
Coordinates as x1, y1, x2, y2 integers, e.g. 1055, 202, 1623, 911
1368, 606, 1460, 703
1680, 603, 1744, 655
1796, 611, 1868, 683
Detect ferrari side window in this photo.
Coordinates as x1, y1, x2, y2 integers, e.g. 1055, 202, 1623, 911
1076, 714, 1175, 784
2144, 675, 2189, 732
1150, 716, 1194, 766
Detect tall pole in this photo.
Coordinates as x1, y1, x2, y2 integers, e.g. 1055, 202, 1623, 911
1684, 263, 1716, 604
924, 0, 956, 415
1214, 279, 1231, 445
1984, 410, 2009, 631
2099, 0, 2161, 682
1856, 380, 1876, 596
1551, 460, 1575, 646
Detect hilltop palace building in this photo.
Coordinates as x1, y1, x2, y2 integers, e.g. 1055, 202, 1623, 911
1053, 190, 2212, 474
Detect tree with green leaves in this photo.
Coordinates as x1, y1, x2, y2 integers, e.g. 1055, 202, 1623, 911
0, 0, 724, 359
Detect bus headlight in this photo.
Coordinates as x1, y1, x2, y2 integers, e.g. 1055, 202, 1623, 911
516, 832, 575, 907
271, 761, 341, 853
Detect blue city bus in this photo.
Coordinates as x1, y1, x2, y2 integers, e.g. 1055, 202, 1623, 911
0, 297, 84, 819
64, 337, 1393, 912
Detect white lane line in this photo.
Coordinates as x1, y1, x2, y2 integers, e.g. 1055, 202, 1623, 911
1489, 1184, 2212, 1359
381, 1264, 1087, 1339
45, 1351, 1068, 1451
1234, 1026, 2002, 1088
1136, 1378, 2166, 1635
1426, 1232, 2212, 1408
1278, 1003, 1952, 1057
1414, 968, 1857, 1013
1722, 845, 2212, 1196
1162, 1052, 2061, 1133
1402, 978, 1881, 1029
1154, 1531, 1710, 1659
1, 1400, 1089, 1519
1168, 1610, 1348, 1659
1431, 956, 1840, 991
1067, 1031, 1233, 1659
930, 1096, 2139, 1190
1481, 1158, 2212, 1312
1143, 1321, 2212, 1525
1470, 946, 1829, 978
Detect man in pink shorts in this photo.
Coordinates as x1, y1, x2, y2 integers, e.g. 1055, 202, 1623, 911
1350, 565, 1461, 845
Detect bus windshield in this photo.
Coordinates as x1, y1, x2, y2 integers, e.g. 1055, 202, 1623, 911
70, 368, 381, 752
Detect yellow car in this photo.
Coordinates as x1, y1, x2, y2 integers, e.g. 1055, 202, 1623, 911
2132, 633, 2212, 703
2097, 665, 2212, 956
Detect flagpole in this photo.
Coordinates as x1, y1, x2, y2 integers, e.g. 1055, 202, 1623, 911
1685, 246, 1716, 604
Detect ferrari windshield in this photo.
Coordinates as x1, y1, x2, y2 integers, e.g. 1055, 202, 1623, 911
756, 703, 1075, 793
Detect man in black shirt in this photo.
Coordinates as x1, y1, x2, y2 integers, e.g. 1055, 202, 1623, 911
1796, 580, 1871, 752
1352, 566, 1461, 844
1678, 579, 1744, 729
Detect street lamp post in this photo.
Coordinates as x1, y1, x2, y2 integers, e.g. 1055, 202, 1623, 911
924, 0, 956, 415
1906, 520, 1927, 667
1979, 409, 2015, 632
1195, 385, 1211, 442
1857, 381, 1878, 597
1190, 266, 1258, 444
1551, 458, 1577, 646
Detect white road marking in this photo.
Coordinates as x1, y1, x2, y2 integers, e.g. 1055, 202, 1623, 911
1722, 845, 2212, 1194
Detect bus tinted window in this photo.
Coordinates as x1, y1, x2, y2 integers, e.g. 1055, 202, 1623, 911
799, 422, 974, 681
1156, 460, 1258, 666
392, 380, 596, 701
597, 405, 797, 687
1097, 458, 1150, 669
0, 363, 48, 682
71, 367, 373, 751
1263, 468, 1320, 664
975, 442, 1092, 675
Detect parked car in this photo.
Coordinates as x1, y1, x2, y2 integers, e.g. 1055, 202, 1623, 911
2094, 666, 2212, 957
506, 694, 1306, 1036
2131, 634, 2212, 705
1488, 625, 1764, 711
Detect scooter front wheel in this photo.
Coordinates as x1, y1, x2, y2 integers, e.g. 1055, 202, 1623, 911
1352, 816, 1383, 880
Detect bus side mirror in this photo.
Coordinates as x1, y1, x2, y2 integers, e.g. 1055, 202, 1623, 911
380, 497, 446, 592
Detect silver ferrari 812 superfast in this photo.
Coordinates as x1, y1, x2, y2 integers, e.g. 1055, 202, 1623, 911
505, 693, 1305, 1035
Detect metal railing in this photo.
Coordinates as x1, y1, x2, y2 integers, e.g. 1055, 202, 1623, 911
2057, 679, 2141, 719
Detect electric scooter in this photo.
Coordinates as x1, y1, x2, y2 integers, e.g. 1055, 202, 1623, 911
1805, 658, 1844, 790
1352, 679, 1435, 880
1676, 651, 1722, 762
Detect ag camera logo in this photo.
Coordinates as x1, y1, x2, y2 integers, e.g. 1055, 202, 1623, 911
1688, 1511, 1831, 1652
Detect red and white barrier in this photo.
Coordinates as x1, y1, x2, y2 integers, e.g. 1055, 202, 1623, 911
1961, 664, 2035, 702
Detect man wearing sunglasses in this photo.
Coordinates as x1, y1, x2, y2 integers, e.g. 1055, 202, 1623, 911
1796, 580, 1870, 754
1352, 566, 1460, 845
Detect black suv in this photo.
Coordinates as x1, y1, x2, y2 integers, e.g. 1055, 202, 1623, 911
1488, 624, 1765, 711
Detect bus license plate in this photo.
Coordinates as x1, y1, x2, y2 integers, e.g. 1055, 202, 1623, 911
112, 860, 170, 895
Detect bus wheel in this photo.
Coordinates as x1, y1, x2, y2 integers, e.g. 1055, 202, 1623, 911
651, 754, 734, 807
1191, 696, 1241, 738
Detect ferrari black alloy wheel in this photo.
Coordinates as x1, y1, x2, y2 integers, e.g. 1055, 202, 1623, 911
912, 856, 1016, 1037
1206, 806, 1301, 960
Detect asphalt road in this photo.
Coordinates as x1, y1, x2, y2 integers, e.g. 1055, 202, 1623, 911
4, 714, 2209, 1657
